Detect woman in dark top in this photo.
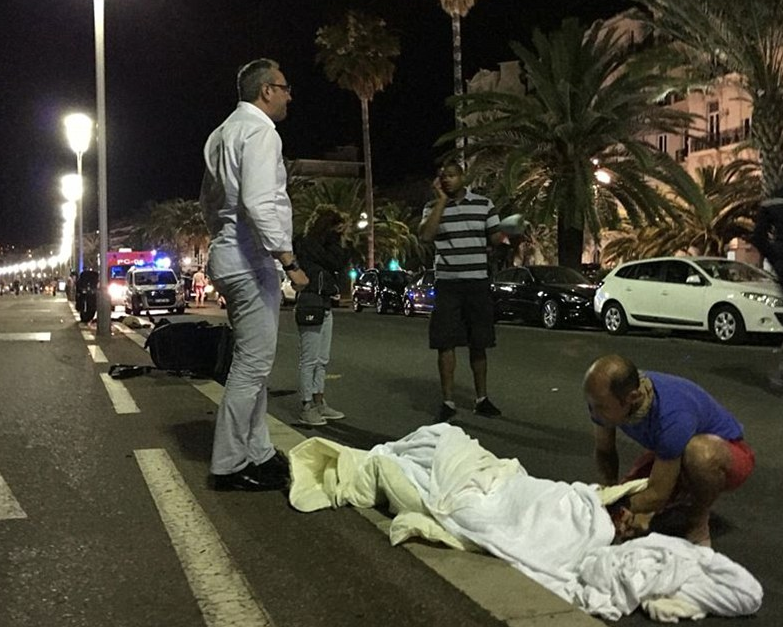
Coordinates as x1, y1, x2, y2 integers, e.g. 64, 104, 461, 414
294, 207, 352, 425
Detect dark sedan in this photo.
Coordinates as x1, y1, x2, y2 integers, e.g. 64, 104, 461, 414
490, 265, 598, 329
403, 269, 436, 317
351, 269, 409, 314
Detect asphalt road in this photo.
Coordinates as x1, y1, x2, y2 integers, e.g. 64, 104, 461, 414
0, 294, 780, 626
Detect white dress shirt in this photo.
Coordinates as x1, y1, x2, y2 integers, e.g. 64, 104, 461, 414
200, 101, 293, 280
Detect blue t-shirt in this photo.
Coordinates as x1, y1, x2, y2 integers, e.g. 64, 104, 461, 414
600, 372, 744, 459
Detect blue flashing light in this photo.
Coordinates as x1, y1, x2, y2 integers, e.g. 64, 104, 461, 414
348, 268, 358, 280
154, 256, 171, 269
388, 259, 400, 271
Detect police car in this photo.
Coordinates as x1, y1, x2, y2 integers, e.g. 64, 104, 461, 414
124, 266, 186, 315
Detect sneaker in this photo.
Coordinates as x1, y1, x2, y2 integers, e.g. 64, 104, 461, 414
319, 401, 345, 420
436, 402, 457, 422
474, 397, 501, 418
212, 464, 287, 492
299, 402, 327, 426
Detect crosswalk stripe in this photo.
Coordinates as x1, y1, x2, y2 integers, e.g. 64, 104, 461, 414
99, 373, 140, 414
88, 345, 108, 363
0, 472, 27, 520
81, 330, 96, 342
114, 322, 148, 349
135, 449, 274, 627
0, 332, 51, 342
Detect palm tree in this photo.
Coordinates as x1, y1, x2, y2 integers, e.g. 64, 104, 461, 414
601, 160, 763, 263
142, 198, 209, 265
440, 18, 708, 269
636, 0, 783, 196
315, 11, 400, 269
438, 0, 480, 160
290, 178, 365, 237
290, 177, 415, 267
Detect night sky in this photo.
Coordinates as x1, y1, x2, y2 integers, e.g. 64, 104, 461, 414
0, 0, 631, 249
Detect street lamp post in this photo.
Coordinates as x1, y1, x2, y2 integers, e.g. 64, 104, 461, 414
61, 174, 83, 277
64, 113, 93, 275
94, 0, 111, 337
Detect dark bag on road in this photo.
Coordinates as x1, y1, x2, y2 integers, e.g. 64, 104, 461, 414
144, 319, 233, 383
295, 292, 326, 326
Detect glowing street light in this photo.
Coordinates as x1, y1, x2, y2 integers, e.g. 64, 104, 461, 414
594, 168, 612, 185
357, 212, 369, 230
64, 113, 93, 275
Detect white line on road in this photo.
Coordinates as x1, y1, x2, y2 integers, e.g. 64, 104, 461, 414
0, 332, 51, 342
134, 449, 274, 627
81, 330, 96, 342
98, 373, 140, 414
88, 345, 108, 363
114, 322, 148, 349
0, 472, 27, 520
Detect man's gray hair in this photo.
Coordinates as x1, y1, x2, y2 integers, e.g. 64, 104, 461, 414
237, 58, 279, 102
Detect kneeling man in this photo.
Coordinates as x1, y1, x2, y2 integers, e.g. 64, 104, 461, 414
583, 354, 755, 546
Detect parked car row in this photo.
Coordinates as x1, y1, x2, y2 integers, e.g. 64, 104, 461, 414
348, 257, 783, 345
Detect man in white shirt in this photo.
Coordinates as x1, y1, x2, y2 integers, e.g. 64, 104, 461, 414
199, 58, 308, 491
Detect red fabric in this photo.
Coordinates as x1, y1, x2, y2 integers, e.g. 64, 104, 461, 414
724, 439, 755, 490
621, 439, 755, 492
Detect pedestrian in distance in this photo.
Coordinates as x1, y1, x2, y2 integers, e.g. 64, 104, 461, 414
199, 57, 307, 492
418, 160, 506, 422
191, 265, 208, 308
583, 354, 755, 547
294, 206, 351, 426
750, 189, 783, 387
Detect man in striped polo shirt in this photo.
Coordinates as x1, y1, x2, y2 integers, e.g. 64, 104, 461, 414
419, 161, 506, 422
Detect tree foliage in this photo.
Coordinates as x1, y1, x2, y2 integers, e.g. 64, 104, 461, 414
440, 18, 708, 268
602, 160, 762, 263
635, 0, 783, 196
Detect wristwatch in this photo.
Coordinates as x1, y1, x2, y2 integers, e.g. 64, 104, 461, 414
282, 259, 300, 272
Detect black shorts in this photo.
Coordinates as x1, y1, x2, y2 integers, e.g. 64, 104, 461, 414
429, 279, 496, 350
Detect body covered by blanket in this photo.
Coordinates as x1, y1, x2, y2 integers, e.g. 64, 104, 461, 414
288, 424, 762, 621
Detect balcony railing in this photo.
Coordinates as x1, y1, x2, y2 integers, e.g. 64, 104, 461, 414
690, 125, 752, 153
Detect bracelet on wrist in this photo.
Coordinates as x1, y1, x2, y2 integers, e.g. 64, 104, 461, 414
282, 259, 300, 272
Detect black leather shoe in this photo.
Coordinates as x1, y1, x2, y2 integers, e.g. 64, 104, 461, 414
212, 464, 287, 492
253, 450, 290, 477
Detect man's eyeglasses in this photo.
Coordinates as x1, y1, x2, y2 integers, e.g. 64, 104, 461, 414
266, 83, 292, 94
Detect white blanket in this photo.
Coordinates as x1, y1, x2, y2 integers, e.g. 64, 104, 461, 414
288, 423, 762, 621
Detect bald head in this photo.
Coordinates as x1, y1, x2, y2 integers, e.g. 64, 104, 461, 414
584, 354, 640, 399
583, 355, 641, 426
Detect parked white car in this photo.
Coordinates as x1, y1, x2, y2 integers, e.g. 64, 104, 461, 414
594, 256, 783, 344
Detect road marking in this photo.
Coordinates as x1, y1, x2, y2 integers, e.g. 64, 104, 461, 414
134, 449, 274, 627
0, 472, 27, 520
81, 330, 96, 342
0, 332, 51, 342
114, 322, 148, 349
99, 373, 140, 414
113, 322, 604, 627
88, 345, 108, 363
191, 380, 225, 405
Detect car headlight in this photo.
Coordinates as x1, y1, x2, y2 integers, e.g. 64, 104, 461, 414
108, 283, 125, 299
561, 293, 588, 304
742, 292, 783, 308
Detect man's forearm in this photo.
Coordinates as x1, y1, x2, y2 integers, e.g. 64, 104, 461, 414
628, 488, 669, 514
595, 449, 619, 485
419, 200, 447, 242
271, 251, 295, 267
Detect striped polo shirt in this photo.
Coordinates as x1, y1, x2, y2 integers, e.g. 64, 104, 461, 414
422, 190, 501, 280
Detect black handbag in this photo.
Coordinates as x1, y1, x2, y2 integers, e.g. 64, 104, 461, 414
295, 274, 326, 326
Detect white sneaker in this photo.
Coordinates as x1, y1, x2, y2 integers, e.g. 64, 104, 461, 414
319, 401, 345, 420
299, 403, 327, 426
